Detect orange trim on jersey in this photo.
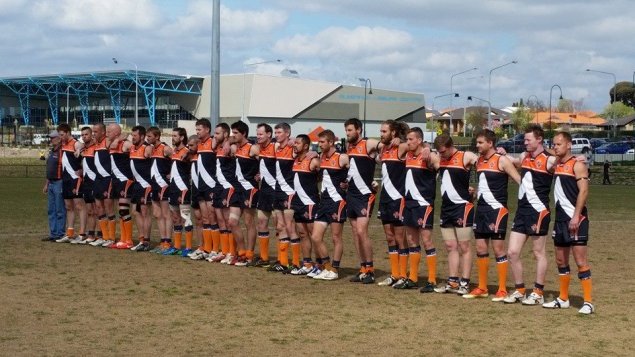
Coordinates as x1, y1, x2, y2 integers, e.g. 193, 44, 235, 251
347, 139, 371, 158
405, 151, 432, 170
555, 157, 577, 177
95, 138, 108, 151
287, 193, 294, 209
171, 146, 189, 161
61, 138, 77, 152
320, 152, 342, 170
308, 204, 314, 219
130, 144, 148, 159
180, 189, 188, 204
536, 209, 550, 234
462, 202, 474, 228
366, 193, 376, 218
293, 155, 313, 173
123, 180, 134, 197
521, 152, 552, 175
74, 177, 83, 195
259, 142, 276, 158
337, 200, 347, 221
197, 137, 214, 153
143, 186, 152, 203
224, 187, 235, 207
151, 142, 168, 158
477, 153, 504, 173
276, 144, 294, 161
235, 142, 253, 159
246, 188, 258, 207
422, 205, 434, 225
380, 145, 400, 162
494, 207, 509, 233
109, 140, 125, 154
398, 197, 406, 220
440, 150, 468, 171
56, 147, 63, 179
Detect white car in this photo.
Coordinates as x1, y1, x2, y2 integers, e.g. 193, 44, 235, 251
571, 138, 591, 154
627, 148, 634, 154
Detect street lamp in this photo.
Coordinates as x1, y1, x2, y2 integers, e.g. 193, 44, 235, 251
549, 84, 563, 138
66, 85, 70, 124
112, 57, 139, 126
450, 67, 477, 134
358, 78, 373, 135
488, 60, 518, 128
586, 69, 617, 136
526, 94, 539, 123
467, 95, 492, 135
242, 59, 282, 121
432, 93, 459, 134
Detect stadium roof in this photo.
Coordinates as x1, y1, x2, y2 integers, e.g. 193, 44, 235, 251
0, 70, 204, 126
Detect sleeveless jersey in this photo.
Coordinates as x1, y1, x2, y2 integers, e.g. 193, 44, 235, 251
379, 145, 405, 203
130, 143, 152, 189
81, 143, 97, 182
235, 142, 259, 191
476, 153, 508, 209
258, 142, 277, 192
275, 143, 295, 195
404, 150, 436, 207
292, 155, 319, 205
110, 140, 132, 182
190, 153, 199, 189
518, 151, 553, 214
554, 157, 587, 221
439, 151, 471, 213
320, 151, 347, 202
151, 142, 171, 188
61, 138, 81, 180
94, 137, 111, 178
170, 146, 191, 193
347, 139, 376, 197
215, 144, 238, 189
196, 136, 216, 191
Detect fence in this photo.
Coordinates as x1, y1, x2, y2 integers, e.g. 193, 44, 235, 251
0, 164, 46, 178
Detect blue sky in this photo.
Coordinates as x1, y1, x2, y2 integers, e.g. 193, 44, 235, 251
1, 0, 634, 113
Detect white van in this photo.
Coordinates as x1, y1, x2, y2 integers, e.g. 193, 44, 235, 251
571, 138, 591, 154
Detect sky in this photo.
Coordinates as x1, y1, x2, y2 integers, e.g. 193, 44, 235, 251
1, 0, 634, 113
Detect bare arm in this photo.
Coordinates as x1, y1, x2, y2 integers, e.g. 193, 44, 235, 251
250, 143, 260, 159
570, 161, 590, 234
499, 155, 521, 184
310, 157, 320, 172
366, 138, 381, 157
339, 153, 350, 170
144, 145, 153, 158
463, 151, 479, 170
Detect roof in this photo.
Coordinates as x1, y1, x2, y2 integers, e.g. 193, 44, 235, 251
613, 114, 635, 126
532, 112, 606, 126
433, 106, 510, 120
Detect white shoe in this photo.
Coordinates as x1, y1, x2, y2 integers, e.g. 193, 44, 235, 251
90, 238, 105, 247
314, 269, 339, 281
434, 282, 460, 294
503, 290, 525, 304
69, 236, 84, 244
521, 291, 545, 305
84, 237, 95, 244
220, 254, 233, 264
188, 248, 205, 258
56, 236, 72, 243
101, 240, 114, 248
130, 242, 145, 251
377, 276, 398, 286
205, 251, 219, 262
578, 302, 595, 315
457, 282, 469, 295
542, 297, 570, 309
291, 265, 313, 276
306, 266, 322, 278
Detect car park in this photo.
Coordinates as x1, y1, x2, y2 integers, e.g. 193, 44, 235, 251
593, 142, 633, 154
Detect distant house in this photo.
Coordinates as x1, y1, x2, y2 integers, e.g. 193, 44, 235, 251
432, 106, 510, 134
531, 112, 606, 130
600, 114, 635, 131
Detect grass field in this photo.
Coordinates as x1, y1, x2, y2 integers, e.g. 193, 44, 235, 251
1, 178, 634, 356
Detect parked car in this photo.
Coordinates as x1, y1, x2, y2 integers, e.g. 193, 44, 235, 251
626, 148, 634, 155
571, 138, 591, 154
496, 134, 525, 153
593, 142, 633, 154
589, 138, 607, 150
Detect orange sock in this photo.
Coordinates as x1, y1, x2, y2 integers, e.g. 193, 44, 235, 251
408, 249, 421, 282
477, 255, 489, 290
185, 229, 193, 250
66, 227, 74, 237
388, 247, 399, 278
579, 266, 592, 302
246, 250, 255, 261
559, 274, 571, 301
124, 220, 133, 243
259, 233, 270, 261
323, 261, 334, 272
98, 219, 109, 240
517, 287, 526, 295
290, 239, 301, 267
220, 232, 229, 254
203, 229, 212, 253
238, 249, 246, 258
108, 219, 116, 241
211, 229, 220, 252
426, 251, 437, 284
279, 240, 290, 266
173, 230, 183, 249
398, 250, 408, 279
119, 220, 126, 242
496, 257, 508, 292
229, 233, 236, 256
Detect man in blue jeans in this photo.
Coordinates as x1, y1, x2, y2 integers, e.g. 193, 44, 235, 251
42, 131, 66, 241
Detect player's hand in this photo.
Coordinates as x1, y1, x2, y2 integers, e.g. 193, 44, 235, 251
575, 155, 587, 163
306, 151, 318, 160
421, 146, 431, 161
468, 186, 476, 201
371, 180, 379, 193
42, 183, 48, 195
568, 216, 580, 238
390, 137, 401, 147
496, 147, 507, 155
254, 173, 261, 182
340, 181, 349, 190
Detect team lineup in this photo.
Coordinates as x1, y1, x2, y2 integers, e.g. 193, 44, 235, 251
48, 118, 594, 314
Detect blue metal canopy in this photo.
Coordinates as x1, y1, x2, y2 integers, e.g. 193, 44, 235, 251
0, 70, 204, 126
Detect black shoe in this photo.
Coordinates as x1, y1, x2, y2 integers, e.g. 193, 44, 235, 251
253, 258, 271, 268
42, 236, 56, 242
361, 272, 375, 284
349, 272, 364, 282
267, 262, 288, 273
419, 281, 436, 293
282, 265, 298, 275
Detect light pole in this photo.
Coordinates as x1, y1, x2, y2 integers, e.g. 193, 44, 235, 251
112, 57, 139, 126
432, 93, 459, 134
66, 85, 70, 124
549, 84, 563, 138
358, 78, 373, 135
450, 67, 477, 134
467, 95, 491, 135
586, 69, 617, 137
488, 60, 518, 128
242, 59, 282, 121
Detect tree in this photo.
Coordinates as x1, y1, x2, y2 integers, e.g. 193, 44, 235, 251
465, 108, 487, 136
526, 98, 546, 111
511, 106, 533, 133
601, 101, 635, 120
610, 81, 635, 107
557, 98, 574, 112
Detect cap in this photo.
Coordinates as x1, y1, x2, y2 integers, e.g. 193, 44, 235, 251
49, 131, 60, 138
